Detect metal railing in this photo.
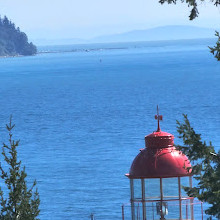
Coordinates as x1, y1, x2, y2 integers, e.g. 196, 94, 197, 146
122, 198, 203, 220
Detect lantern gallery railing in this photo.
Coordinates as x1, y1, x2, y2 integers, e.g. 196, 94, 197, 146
121, 198, 204, 220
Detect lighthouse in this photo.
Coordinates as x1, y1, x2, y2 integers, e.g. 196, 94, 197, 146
122, 107, 204, 220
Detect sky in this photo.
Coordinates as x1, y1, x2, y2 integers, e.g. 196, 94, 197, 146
0, 0, 220, 40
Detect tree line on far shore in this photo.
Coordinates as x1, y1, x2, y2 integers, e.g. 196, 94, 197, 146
0, 16, 37, 56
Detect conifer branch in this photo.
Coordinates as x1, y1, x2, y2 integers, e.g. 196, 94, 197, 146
0, 117, 40, 220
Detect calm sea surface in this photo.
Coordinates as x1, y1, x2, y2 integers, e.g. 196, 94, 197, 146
0, 39, 219, 219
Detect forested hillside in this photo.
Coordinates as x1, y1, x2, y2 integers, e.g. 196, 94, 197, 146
0, 16, 37, 56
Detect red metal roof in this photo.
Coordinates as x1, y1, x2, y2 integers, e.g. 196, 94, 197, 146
127, 108, 192, 179
127, 130, 191, 179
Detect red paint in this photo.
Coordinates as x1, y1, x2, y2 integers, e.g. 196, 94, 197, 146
127, 110, 192, 179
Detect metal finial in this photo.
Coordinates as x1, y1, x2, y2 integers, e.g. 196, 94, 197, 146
155, 105, 163, 132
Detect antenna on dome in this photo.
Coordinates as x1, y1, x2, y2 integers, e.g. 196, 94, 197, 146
155, 105, 163, 132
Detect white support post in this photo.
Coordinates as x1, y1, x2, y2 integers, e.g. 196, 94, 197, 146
141, 179, 146, 220
160, 178, 164, 220
130, 179, 135, 220
178, 177, 182, 220
189, 176, 194, 220
160, 178, 163, 200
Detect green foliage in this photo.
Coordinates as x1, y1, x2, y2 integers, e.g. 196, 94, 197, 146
159, 0, 220, 20
0, 117, 40, 220
159, 0, 199, 20
176, 114, 220, 218
159, 0, 220, 61
0, 16, 37, 56
209, 31, 220, 61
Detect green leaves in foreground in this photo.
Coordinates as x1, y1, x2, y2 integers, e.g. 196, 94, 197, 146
159, 0, 220, 21
176, 114, 220, 218
159, 0, 200, 20
0, 117, 40, 220
209, 31, 220, 61
159, 0, 220, 61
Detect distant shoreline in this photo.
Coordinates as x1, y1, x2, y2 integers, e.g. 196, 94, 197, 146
0, 37, 216, 59
37, 47, 127, 54
0, 54, 24, 59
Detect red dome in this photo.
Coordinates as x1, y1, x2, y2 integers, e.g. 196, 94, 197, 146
127, 130, 192, 179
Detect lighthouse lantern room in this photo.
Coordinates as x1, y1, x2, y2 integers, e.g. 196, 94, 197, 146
122, 107, 203, 220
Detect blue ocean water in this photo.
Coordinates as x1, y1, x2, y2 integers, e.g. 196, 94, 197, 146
0, 39, 219, 219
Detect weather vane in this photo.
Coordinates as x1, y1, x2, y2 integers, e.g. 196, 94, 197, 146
155, 105, 163, 132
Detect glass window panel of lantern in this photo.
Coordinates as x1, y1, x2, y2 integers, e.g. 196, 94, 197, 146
180, 176, 190, 198
145, 178, 160, 200
133, 179, 142, 200
163, 177, 179, 200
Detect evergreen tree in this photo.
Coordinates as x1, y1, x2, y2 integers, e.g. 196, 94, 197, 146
209, 31, 220, 61
3, 16, 9, 27
159, 0, 220, 61
176, 114, 220, 219
0, 15, 37, 56
0, 117, 40, 220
